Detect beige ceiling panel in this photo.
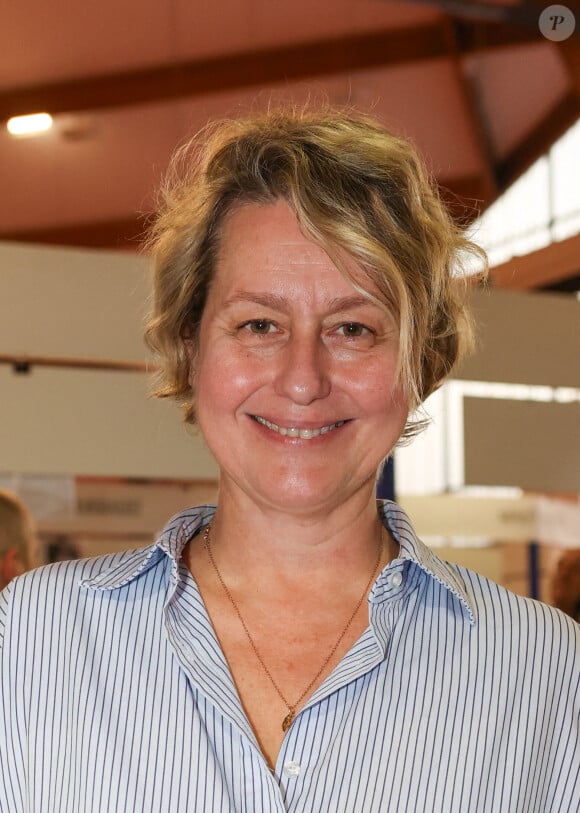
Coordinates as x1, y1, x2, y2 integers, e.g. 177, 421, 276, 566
465, 43, 571, 160
0, 102, 183, 230
20, 0, 430, 89
212, 0, 440, 52
0, 0, 441, 89
344, 61, 483, 177
455, 288, 580, 387
464, 397, 580, 492
0, 365, 218, 480
0, 0, 176, 89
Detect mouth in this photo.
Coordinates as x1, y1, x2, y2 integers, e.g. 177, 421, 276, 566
251, 415, 349, 439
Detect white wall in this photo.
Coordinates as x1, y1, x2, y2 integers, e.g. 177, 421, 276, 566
0, 241, 218, 479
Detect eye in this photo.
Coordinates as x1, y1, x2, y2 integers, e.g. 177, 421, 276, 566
241, 319, 277, 335
337, 322, 372, 338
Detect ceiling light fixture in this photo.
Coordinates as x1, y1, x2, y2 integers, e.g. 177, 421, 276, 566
7, 113, 53, 136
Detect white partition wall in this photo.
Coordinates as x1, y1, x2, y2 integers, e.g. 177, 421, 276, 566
0, 366, 218, 479
456, 288, 580, 388
464, 398, 580, 492
0, 241, 218, 480
0, 241, 150, 362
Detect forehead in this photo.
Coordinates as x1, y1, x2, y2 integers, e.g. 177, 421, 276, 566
212, 199, 382, 304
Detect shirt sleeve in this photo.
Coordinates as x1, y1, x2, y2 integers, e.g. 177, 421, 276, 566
0, 582, 11, 652
0, 580, 26, 813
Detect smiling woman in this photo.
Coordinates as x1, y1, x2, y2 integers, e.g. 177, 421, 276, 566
146, 109, 479, 439
1, 108, 578, 812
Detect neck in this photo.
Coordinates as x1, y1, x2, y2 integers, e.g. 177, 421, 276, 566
200, 481, 395, 593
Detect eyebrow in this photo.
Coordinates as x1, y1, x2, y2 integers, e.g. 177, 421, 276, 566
223, 292, 379, 313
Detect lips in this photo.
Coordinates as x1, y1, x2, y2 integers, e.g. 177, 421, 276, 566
252, 415, 348, 439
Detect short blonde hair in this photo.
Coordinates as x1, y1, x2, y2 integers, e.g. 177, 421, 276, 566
0, 488, 36, 572
145, 107, 485, 439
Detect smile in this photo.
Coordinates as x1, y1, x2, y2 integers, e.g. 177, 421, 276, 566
252, 415, 347, 439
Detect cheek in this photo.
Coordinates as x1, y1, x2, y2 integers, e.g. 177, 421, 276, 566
371, 388, 408, 425
196, 346, 267, 409
345, 358, 404, 411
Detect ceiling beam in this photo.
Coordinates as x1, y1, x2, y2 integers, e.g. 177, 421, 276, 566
0, 22, 541, 121
0, 217, 150, 250
0, 24, 451, 120
0, 173, 491, 250
452, 17, 544, 51
490, 232, 580, 290
558, 35, 580, 99
446, 20, 498, 206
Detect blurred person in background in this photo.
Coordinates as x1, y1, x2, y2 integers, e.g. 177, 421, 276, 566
0, 488, 37, 590
552, 549, 580, 623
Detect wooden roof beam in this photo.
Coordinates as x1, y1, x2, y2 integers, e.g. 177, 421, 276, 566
558, 35, 580, 99
490, 232, 580, 290
0, 217, 149, 250
446, 20, 499, 209
0, 24, 452, 120
0, 22, 541, 121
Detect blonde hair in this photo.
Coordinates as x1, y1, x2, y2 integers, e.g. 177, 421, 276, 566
145, 107, 486, 438
0, 488, 37, 572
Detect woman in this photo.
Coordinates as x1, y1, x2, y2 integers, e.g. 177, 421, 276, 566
1, 109, 578, 812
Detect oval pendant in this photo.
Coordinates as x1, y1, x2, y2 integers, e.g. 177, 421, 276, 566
282, 710, 295, 732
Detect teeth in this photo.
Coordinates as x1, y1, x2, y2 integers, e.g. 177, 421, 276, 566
254, 416, 345, 439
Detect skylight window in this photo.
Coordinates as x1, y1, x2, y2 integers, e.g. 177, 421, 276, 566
472, 118, 580, 268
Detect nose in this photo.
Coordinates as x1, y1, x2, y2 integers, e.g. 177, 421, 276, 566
273, 332, 331, 405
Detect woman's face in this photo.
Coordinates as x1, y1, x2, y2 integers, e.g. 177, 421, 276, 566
189, 199, 409, 515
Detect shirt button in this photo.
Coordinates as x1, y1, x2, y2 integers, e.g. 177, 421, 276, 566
389, 571, 403, 588
283, 760, 301, 777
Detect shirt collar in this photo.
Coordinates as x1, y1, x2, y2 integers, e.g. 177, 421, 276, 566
79, 504, 216, 591
377, 500, 476, 625
80, 500, 476, 625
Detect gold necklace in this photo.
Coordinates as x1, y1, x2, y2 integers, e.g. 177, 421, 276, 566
202, 523, 383, 732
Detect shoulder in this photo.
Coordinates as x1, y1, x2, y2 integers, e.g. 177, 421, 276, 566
450, 561, 579, 660
0, 546, 164, 651
9, 546, 156, 594
0, 502, 215, 652
381, 499, 579, 649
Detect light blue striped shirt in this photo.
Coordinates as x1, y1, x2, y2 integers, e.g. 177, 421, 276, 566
1, 501, 578, 812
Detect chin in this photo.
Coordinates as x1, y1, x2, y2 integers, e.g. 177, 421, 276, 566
248, 470, 362, 514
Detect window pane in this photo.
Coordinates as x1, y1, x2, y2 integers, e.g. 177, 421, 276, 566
551, 119, 580, 221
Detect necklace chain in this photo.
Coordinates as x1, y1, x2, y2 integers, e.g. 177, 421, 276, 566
203, 523, 383, 732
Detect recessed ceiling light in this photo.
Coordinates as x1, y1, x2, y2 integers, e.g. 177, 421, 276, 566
7, 113, 53, 137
